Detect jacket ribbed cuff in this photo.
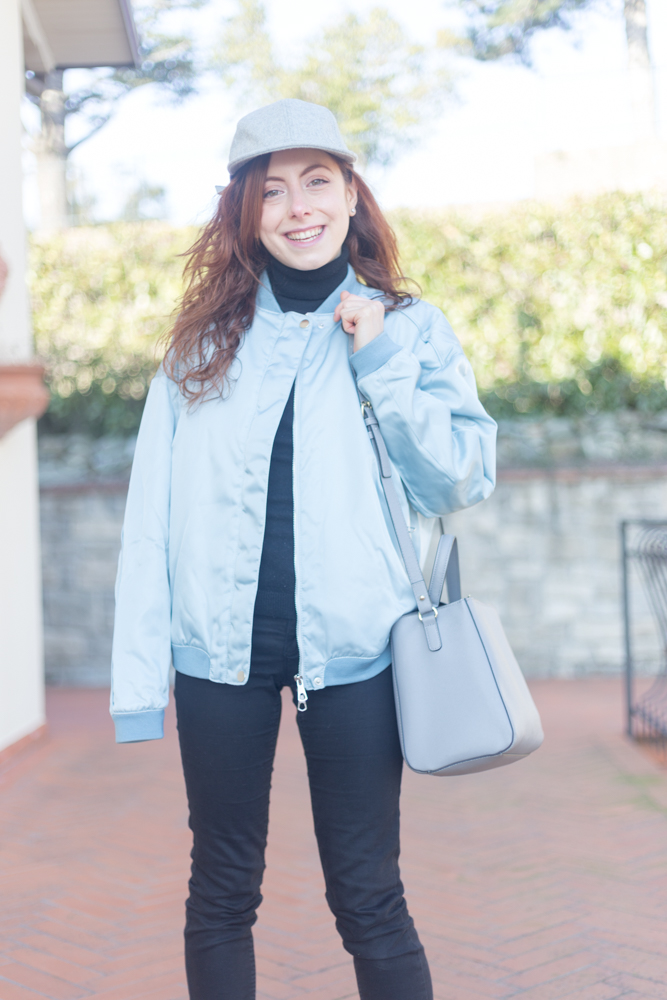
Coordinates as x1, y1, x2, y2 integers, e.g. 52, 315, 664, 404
112, 709, 164, 743
349, 333, 402, 380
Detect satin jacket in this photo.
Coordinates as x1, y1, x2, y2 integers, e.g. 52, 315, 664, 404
110, 266, 497, 741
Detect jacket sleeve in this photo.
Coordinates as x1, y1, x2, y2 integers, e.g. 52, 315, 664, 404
110, 370, 178, 743
349, 309, 497, 518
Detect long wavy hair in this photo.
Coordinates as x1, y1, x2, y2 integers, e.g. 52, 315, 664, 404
163, 153, 415, 403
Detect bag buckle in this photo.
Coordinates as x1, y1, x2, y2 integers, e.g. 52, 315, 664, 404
418, 607, 439, 622
361, 400, 373, 416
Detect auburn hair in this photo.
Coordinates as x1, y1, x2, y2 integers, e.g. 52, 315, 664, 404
163, 153, 415, 403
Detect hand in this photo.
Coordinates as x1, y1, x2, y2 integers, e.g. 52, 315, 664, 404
333, 291, 384, 352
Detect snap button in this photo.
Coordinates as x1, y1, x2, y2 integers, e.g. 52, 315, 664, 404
299, 319, 309, 328
314, 677, 323, 687
318, 323, 324, 329
237, 669, 245, 683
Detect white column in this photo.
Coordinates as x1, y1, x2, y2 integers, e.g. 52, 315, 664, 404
0, 0, 46, 752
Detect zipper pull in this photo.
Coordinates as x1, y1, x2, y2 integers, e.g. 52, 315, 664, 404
294, 674, 308, 712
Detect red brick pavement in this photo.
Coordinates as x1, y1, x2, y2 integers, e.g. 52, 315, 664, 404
1, 679, 666, 1000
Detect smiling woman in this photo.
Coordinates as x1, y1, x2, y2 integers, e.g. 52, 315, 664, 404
110, 98, 497, 1000
162, 115, 411, 401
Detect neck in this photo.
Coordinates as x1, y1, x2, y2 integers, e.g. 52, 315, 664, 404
267, 245, 350, 314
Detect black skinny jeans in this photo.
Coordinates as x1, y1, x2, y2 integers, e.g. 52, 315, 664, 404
175, 615, 433, 1000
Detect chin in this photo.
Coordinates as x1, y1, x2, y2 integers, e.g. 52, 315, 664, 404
284, 246, 338, 271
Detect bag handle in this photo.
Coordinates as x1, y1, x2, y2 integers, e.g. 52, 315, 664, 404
363, 402, 462, 611
346, 338, 441, 653
358, 398, 443, 651
428, 535, 461, 606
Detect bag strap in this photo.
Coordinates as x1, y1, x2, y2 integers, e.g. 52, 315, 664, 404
428, 535, 461, 606
363, 401, 462, 611
358, 399, 442, 651
346, 333, 442, 649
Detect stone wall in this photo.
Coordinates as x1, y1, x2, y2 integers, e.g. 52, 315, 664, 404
41, 486, 126, 686
443, 467, 667, 678
39, 420, 667, 686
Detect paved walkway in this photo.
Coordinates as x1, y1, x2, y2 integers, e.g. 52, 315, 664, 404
1, 679, 666, 1000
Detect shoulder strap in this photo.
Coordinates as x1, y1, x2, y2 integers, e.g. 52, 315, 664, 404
349, 340, 442, 650
428, 535, 461, 606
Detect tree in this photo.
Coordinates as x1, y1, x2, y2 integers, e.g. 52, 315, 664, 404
455, 0, 592, 62
212, 0, 453, 169
456, 0, 656, 135
25, 0, 204, 230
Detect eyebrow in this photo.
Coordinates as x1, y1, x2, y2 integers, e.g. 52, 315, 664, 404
264, 164, 334, 183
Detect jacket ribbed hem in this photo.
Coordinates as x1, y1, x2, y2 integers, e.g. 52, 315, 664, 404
172, 644, 211, 679
170, 641, 392, 689
113, 709, 164, 743
324, 645, 392, 686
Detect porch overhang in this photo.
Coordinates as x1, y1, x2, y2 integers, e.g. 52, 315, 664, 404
22, 0, 140, 74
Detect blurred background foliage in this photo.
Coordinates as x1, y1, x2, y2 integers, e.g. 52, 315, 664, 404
31, 189, 667, 435
212, 1, 453, 169
31, 223, 194, 434
393, 190, 667, 419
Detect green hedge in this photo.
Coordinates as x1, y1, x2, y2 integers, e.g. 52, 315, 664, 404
31, 191, 667, 436
392, 191, 667, 419
31, 223, 194, 435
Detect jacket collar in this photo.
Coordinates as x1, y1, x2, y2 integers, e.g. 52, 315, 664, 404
255, 264, 370, 315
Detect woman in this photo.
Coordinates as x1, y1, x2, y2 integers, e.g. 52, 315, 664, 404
111, 98, 496, 1000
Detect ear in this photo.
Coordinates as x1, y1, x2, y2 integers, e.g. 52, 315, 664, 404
346, 177, 358, 215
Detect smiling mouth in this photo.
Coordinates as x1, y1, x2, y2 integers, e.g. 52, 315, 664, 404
285, 226, 324, 244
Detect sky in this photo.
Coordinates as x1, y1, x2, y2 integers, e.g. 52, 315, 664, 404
21, 0, 667, 228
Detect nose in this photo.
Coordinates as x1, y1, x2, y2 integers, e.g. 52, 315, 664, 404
288, 186, 312, 221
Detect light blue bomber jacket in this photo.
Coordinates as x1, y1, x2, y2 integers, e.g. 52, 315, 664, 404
110, 266, 497, 742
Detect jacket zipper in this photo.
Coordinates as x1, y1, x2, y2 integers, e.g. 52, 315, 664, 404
291, 366, 308, 712
295, 673, 308, 712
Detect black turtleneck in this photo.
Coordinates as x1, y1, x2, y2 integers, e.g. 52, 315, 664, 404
266, 244, 350, 314
254, 246, 350, 621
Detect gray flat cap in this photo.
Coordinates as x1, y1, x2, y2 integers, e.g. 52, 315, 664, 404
227, 99, 356, 177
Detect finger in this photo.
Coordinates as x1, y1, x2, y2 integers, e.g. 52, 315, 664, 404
338, 308, 357, 332
338, 308, 359, 330
334, 290, 351, 323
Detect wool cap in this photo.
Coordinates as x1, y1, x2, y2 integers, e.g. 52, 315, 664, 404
227, 98, 356, 177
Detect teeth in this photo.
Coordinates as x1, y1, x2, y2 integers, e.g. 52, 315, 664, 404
286, 227, 323, 242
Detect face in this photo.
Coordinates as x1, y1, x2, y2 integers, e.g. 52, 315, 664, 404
258, 149, 357, 270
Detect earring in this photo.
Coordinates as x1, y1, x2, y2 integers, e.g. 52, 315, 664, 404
350, 208, 356, 216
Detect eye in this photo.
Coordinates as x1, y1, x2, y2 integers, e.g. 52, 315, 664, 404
263, 188, 283, 200
307, 177, 328, 188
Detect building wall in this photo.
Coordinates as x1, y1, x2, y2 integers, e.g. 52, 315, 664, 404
40, 464, 667, 686
0, 0, 45, 751
0, 423, 45, 748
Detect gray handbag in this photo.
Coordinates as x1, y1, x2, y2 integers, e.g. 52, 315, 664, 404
359, 396, 544, 776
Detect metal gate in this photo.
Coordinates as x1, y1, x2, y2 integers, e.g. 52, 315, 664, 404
621, 519, 667, 760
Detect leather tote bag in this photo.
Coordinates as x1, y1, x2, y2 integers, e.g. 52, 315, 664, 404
359, 396, 544, 776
